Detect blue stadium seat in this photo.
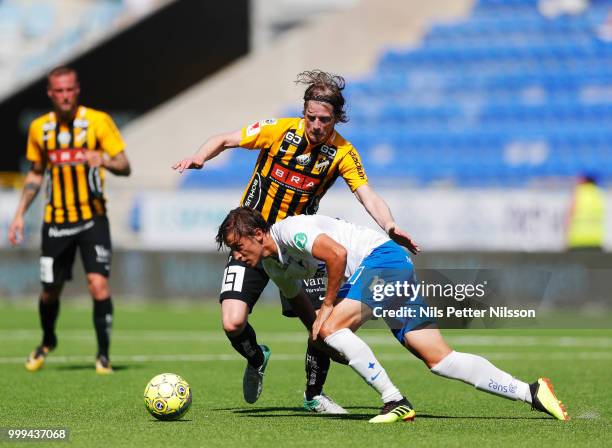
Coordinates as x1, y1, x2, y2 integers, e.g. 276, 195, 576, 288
180, 0, 612, 188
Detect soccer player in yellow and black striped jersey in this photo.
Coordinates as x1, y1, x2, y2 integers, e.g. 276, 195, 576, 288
173, 70, 418, 413
8, 66, 131, 375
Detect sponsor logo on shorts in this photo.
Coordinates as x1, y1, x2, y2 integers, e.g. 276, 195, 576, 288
95, 245, 111, 263
48, 220, 95, 238
293, 233, 308, 250
40, 257, 54, 283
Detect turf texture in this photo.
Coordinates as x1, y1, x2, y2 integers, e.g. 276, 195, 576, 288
0, 301, 610, 447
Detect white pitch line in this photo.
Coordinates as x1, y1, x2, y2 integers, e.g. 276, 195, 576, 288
1, 330, 611, 347
1, 351, 611, 365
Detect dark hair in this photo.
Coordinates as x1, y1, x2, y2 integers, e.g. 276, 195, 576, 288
296, 70, 348, 123
47, 66, 79, 86
216, 207, 270, 251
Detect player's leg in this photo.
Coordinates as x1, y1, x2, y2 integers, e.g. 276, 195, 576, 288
281, 265, 346, 414
86, 273, 113, 374
79, 216, 113, 374
319, 299, 413, 422
402, 324, 568, 420
26, 223, 76, 372
220, 257, 270, 403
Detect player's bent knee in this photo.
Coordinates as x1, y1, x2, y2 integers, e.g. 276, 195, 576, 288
87, 275, 109, 300
222, 317, 247, 336
40, 287, 61, 303
318, 321, 337, 340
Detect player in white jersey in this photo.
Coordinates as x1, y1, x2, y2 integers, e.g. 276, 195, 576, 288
216, 207, 570, 423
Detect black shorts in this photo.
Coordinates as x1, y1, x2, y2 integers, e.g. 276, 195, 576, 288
40, 216, 112, 286
219, 255, 326, 317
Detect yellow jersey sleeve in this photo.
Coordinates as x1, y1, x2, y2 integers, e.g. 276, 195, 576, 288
26, 121, 43, 163
239, 118, 295, 150
95, 112, 125, 157
338, 147, 368, 192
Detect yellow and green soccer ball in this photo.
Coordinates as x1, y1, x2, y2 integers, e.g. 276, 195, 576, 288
144, 373, 192, 420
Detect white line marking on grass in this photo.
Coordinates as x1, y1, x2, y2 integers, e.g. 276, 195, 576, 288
2, 331, 612, 347
574, 410, 600, 419
1, 351, 611, 365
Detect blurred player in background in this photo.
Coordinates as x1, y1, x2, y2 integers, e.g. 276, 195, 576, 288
173, 70, 418, 413
8, 66, 131, 374
566, 174, 605, 252
217, 207, 570, 423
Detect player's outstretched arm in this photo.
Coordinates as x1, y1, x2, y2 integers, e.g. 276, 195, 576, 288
8, 162, 44, 246
310, 234, 347, 340
354, 184, 420, 254
172, 129, 242, 173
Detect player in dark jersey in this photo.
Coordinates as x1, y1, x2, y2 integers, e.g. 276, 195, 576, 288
173, 70, 418, 413
8, 66, 131, 374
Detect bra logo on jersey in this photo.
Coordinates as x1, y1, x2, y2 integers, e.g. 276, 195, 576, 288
48, 148, 86, 165
296, 153, 311, 166
271, 163, 320, 192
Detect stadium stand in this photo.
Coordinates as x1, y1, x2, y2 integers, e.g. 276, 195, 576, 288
180, 0, 612, 188
0, 0, 165, 101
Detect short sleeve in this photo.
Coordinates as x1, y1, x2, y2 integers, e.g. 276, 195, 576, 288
338, 147, 368, 192
96, 112, 125, 157
239, 118, 292, 150
26, 122, 42, 163
275, 216, 324, 255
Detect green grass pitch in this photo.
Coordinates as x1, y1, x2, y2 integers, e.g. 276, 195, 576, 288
1, 300, 610, 447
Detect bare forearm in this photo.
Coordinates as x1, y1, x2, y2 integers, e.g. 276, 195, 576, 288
15, 174, 42, 217
194, 133, 238, 164
103, 157, 130, 176
355, 185, 396, 232
323, 255, 346, 307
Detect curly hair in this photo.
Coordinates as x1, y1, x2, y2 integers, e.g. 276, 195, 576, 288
295, 70, 348, 123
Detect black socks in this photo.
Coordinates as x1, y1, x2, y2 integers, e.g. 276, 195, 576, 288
227, 323, 264, 368
93, 297, 113, 358
305, 341, 331, 400
39, 297, 59, 348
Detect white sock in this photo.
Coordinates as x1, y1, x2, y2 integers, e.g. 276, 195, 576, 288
431, 351, 531, 403
325, 328, 403, 403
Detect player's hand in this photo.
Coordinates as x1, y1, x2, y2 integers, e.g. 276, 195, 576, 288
388, 226, 420, 254
171, 157, 204, 173
84, 150, 103, 168
312, 303, 333, 340
8, 216, 25, 246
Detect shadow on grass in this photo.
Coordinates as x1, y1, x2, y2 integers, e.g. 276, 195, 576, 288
149, 419, 193, 423
54, 364, 131, 372
417, 413, 551, 420
219, 408, 552, 421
